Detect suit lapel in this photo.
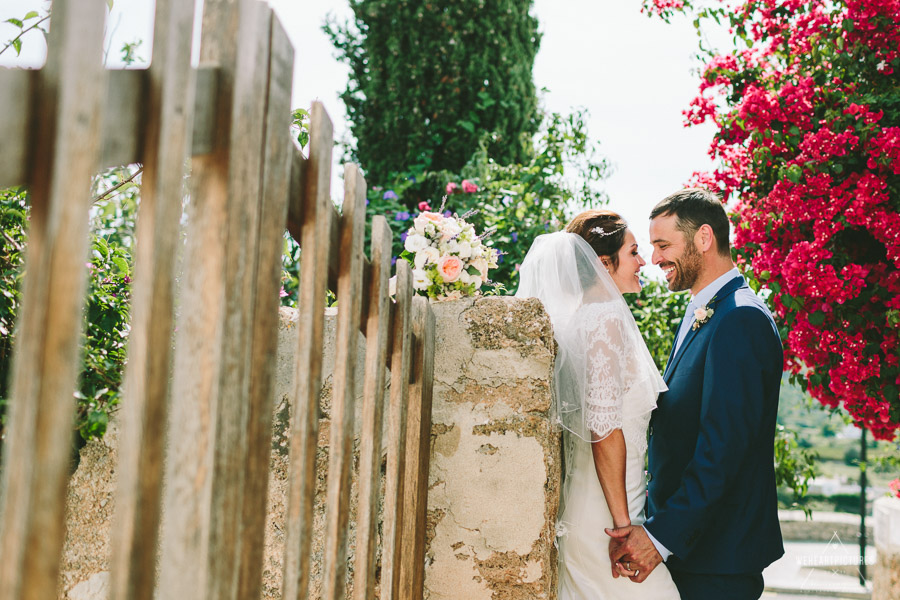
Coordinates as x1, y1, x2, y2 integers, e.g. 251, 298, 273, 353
663, 275, 747, 384
661, 322, 681, 380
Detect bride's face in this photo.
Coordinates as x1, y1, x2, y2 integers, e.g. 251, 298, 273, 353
603, 229, 645, 294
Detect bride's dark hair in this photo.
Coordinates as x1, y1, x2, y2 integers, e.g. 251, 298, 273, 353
565, 210, 629, 271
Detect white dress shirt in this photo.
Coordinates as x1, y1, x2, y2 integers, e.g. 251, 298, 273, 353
644, 267, 740, 562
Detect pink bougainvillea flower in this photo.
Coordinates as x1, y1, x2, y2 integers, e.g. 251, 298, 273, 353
890, 478, 900, 499
445, 182, 459, 194
418, 201, 431, 211
461, 179, 478, 193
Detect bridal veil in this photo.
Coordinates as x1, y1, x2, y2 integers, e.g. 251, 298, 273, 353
515, 231, 665, 446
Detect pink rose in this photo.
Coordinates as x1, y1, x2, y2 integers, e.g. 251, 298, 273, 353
446, 182, 459, 194
437, 255, 463, 283
461, 179, 478, 193
420, 211, 443, 224
418, 201, 431, 211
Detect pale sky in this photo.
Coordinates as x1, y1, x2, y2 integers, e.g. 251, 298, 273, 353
1, 0, 722, 277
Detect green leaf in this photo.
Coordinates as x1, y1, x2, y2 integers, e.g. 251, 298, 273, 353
785, 164, 802, 184
466, 265, 481, 276
95, 237, 109, 259
112, 256, 129, 275
23, 11, 39, 20
457, 120, 475, 134
12, 38, 21, 56
807, 310, 825, 326
107, 0, 114, 10
6, 18, 23, 28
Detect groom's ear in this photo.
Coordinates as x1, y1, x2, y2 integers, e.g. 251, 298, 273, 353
694, 224, 715, 253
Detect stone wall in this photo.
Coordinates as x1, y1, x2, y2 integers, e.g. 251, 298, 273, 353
59, 298, 560, 599
873, 496, 900, 600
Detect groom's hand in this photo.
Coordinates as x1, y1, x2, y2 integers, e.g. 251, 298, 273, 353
605, 526, 662, 583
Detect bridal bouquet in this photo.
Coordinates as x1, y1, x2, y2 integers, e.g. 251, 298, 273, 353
399, 208, 499, 301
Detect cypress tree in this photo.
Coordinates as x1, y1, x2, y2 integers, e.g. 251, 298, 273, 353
326, 0, 541, 185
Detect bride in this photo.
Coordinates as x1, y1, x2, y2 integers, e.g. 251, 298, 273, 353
516, 211, 680, 599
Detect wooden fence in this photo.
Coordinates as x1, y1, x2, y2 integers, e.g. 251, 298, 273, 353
0, 1, 436, 599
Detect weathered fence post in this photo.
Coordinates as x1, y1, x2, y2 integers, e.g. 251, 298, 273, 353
352, 216, 394, 600
400, 297, 437, 599
236, 16, 295, 600
321, 164, 367, 598
381, 261, 414, 600
109, 0, 196, 598
0, 2, 107, 599
157, 0, 284, 598
281, 103, 335, 600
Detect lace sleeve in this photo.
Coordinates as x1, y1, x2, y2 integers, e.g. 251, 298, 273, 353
583, 304, 632, 440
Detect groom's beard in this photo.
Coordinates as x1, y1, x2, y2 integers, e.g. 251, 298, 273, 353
666, 242, 702, 292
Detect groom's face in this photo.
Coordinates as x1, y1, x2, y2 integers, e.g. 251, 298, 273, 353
650, 214, 703, 292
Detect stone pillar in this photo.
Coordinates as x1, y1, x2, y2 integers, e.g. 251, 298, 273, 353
873, 496, 900, 600
425, 297, 560, 599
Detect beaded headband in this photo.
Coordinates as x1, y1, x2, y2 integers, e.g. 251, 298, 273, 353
590, 224, 626, 237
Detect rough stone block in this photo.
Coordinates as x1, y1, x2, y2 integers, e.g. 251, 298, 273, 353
873, 496, 900, 600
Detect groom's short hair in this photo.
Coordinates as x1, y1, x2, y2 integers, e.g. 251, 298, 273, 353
650, 188, 731, 257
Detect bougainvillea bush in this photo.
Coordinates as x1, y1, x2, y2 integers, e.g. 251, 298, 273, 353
646, 0, 900, 439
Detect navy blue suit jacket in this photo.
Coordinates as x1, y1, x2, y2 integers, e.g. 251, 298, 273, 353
645, 275, 784, 575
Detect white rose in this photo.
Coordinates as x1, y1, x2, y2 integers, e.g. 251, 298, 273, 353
457, 241, 472, 259
440, 220, 461, 241
458, 270, 472, 285
404, 233, 429, 253
414, 246, 440, 270
472, 258, 489, 282
413, 215, 428, 234
412, 268, 429, 291
446, 240, 460, 254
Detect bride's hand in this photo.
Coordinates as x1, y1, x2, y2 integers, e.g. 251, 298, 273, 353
605, 525, 663, 583
605, 524, 632, 578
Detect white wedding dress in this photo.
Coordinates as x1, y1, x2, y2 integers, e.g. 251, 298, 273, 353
514, 232, 680, 600
557, 302, 680, 599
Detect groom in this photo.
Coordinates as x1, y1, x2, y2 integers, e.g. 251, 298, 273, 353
606, 189, 784, 599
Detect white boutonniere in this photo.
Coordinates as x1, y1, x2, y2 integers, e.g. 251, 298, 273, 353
691, 301, 715, 330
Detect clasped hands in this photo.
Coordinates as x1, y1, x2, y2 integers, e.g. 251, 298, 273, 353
604, 525, 662, 583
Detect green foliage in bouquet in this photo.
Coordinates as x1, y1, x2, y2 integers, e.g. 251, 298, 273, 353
325, 0, 542, 184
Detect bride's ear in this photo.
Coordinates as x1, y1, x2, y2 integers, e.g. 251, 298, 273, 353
598, 256, 612, 271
